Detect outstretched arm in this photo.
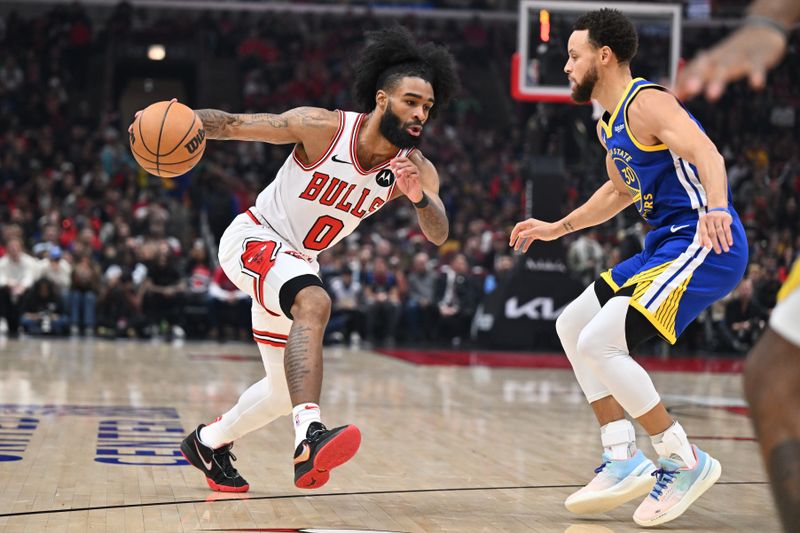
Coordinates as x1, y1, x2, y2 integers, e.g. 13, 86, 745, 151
390, 151, 449, 246
509, 175, 632, 253
195, 106, 337, 144
676, 0, 800, 101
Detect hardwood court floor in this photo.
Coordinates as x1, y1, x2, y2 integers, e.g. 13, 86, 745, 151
0, 337, 779, 532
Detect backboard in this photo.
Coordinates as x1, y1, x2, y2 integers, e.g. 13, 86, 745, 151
513, 1, 682, 103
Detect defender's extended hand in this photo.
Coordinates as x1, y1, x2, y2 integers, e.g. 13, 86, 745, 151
676, 26, 786, 101
509, 218, 564, 253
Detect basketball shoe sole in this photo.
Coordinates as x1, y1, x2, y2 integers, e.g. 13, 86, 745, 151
294, 424, 361, 489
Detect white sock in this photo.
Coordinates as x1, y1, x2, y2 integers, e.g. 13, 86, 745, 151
651, 421, 697, 468
292, 402, 321, 447
199, 374, 291, 450
601, 419, 637, 460
199, 417, 228, 449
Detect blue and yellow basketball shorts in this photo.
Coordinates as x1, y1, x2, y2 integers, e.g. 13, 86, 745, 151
770, 259, 800, 347
600, 218, 748, 344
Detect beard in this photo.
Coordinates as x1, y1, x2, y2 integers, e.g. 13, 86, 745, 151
571, 64, 599, 103
379, 103, 422, 149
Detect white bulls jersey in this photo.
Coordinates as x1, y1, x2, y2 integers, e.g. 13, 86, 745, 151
254, 110, 413, 258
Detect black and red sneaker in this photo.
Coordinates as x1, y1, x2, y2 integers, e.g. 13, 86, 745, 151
179, 424, 249, 493
293, 422, 361, 489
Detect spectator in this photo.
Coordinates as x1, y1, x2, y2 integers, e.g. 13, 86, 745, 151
403, 252, 438, 344
38, 246, 72, 299
0, 238, 39, 337
141, 246, 186, 340
435, 253, 481, 347
722, 278, 768, 352
184, 240, 214, 338
95, 267, 142, 339
208, 265, 250, 342
69, 252, 101, 335
20, 277, 69, 336
362, 257, 401, 346
327, 267, 365, 346
567, 229, 604, 285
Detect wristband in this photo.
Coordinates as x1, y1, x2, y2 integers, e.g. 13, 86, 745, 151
744, 15, 790, 38
707, 207, 730, 215
413, 194, 429, 209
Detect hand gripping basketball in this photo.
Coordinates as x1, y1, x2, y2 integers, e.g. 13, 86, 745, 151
128, 98, 206, 178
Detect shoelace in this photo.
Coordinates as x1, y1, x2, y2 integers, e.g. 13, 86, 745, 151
649, 468, 678, 499
212, 444, 240, 478
308, 423, 328, 442
594, 461, 609, 474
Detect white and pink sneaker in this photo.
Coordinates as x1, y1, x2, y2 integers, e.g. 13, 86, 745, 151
566, 449, 657, 514
633, 445, 722, 527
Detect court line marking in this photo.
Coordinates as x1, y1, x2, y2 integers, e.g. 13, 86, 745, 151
0, 481, 769, 518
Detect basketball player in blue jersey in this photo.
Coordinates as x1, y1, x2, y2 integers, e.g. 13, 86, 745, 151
510, 9, 748, 527
678, 2, 800, 531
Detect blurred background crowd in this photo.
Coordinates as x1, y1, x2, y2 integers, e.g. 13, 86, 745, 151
0, 2, 796, 354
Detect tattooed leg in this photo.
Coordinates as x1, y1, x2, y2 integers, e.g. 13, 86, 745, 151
284, 286, 331, 404
744, 327, 800, 533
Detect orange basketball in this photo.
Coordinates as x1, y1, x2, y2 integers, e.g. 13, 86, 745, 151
129, 100, 205, 178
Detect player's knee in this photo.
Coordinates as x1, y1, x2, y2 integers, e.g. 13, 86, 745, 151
289, 285, 331, 324
279, 274, 325, 320
575, 321, 609, 366
555, 304, 580, 345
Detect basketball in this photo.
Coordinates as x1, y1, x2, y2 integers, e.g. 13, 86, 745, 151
129, 100, 205, 177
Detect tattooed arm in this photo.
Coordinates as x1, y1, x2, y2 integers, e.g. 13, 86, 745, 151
390, 151, 449, 246
194, 106, 338, 145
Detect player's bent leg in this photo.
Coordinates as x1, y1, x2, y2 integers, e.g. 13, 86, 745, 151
181, 343, 293, 493
575, 296, 662, 419
565, 288, 659, 514
573, 295, 721, 524
744, 327, 800, 532
282, 280, 330, 404
282, 280, 361, 489
556, 282, 611, 403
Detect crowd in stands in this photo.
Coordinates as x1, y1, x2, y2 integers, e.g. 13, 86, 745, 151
0, 3, 796, 354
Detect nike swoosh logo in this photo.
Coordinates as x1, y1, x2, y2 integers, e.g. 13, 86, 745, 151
331, 155, 351, 165
294, 442, 311, 464
670, 224, 690, 233
195, 441, 214, 470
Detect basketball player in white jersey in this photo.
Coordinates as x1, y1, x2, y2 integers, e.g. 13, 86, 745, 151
677, 2, 800, 531
132, 27, 459, 492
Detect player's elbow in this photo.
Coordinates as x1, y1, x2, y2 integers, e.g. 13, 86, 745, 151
429, 227, 449, 246
695, 143, 724, 169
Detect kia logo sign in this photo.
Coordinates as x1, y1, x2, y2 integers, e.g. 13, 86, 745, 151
505, 297, 566, 320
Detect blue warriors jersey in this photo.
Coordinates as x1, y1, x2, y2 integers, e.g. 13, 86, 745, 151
597, 78, 748, 344
599, 77, 736, 229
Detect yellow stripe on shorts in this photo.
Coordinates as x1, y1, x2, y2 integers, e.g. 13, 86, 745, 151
623, 260, 684, 344
777, 259, 800, 303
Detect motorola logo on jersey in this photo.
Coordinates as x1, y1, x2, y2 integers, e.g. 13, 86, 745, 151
375, 169, 395, 188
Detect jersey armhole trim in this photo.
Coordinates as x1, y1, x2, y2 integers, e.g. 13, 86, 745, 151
291, 109, 345, 171
623, 85, 669, 152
